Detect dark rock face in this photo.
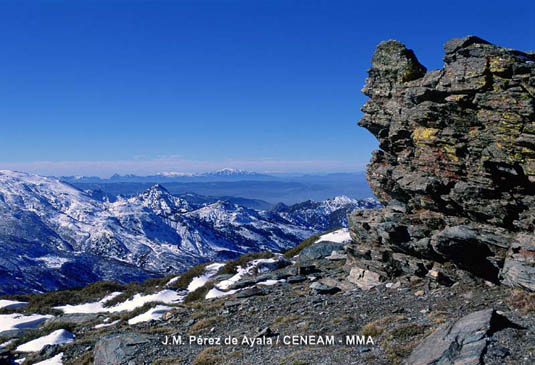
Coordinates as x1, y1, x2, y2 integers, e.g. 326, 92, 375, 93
349, 36, 535, 290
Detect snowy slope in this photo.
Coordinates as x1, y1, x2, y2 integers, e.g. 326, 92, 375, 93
0, 170, 379, 295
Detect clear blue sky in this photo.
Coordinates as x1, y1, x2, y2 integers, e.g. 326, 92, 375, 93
1, 0, 534, 176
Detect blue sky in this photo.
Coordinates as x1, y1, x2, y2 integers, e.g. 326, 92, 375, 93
1, 0, 534, 176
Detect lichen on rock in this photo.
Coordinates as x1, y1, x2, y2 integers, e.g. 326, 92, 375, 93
349, 35, 535, 291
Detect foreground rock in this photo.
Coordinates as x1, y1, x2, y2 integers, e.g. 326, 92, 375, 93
408, 309, 506, 365
348, 35, 535, 291
94, 333, 154, 365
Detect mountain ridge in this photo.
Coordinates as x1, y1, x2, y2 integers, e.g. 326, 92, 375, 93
0, 170, 379, 295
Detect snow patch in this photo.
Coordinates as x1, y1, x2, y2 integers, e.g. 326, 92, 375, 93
94, 320, 119, 329
256, 279, 286, 286
187, 263, 225, 292
35, 352, 63, 365
53, 292, 122, 314
216, 257, 282, 291
128, 305, 172, 325
315, 228, 352, 244
55, 290, 182, 314
35, 256, 69, 269
0, 313, 53, 332
0, 339, 15, 348
205, 288, 238, 299
16, 329, 74, 352
0, 299, 27, 310
166, 276, 179, 286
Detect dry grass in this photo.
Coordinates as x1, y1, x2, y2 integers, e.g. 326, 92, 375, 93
272, 314, 303, 330
64, 352, 93, 365
508, 288, 535, 313
192, 348, 223, 365
151, 357, 182, 365
360, 314, 406, 338
427, 310, 449, 324
190, 316, 219, 334
361, 322, 384, 337
390, 323, 426, 341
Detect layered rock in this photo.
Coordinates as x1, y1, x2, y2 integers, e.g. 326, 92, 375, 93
348, 36, 535, 290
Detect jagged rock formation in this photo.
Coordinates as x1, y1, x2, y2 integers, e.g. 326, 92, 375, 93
348, 36, 535, 291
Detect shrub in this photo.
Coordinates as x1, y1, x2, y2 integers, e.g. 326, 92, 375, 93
167, 262, 211, 290
192, 348, 222, 365
184, 282, 214, 304
283, 227, 343, 259
283, 234, 321, 259
361, 322, 384, 337
390, 324, 426, 341
190, 316, 218, 334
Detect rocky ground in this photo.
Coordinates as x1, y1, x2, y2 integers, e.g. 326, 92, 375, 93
1, 239, 534, 365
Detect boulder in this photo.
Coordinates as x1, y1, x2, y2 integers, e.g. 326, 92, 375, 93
298, 241, 346, 263
309, 281, 341, 295
347, 266, 385, 290
94, 333, 154, 365
236, 287, 265, 299
407, 309, 510, 365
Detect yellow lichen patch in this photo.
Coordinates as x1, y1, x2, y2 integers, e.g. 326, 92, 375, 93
521, 147, 535, 158
413, 127, 439, 146
524, 160, 535, 176
443, 145, 459, 161
469, 127, 479, 136
489, 56, 514, 74
502, 112, 522, 124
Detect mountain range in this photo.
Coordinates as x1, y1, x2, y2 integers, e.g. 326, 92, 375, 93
59, 168, 275, 183
60, 170, 374, 205
0, 170, 379, 295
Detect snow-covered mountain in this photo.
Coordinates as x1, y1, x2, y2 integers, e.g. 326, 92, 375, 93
60, 168, 270, 183
0, 170, 379, 295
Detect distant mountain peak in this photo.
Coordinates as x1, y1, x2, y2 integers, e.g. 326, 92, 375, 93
208, 168, 258, 176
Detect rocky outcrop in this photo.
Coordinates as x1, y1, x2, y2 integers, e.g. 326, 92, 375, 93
349, 36, 535, 290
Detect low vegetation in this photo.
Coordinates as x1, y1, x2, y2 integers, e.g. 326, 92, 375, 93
509, 288, 535, 313
167, 262, 212, 290
283, 227, 340, 259
190, 316, 219, 335
361, 322, 384, 337
8, 321, 76, 351
184, 282, 214, 304
1, 281, 126, 314
192, 348, 223, 365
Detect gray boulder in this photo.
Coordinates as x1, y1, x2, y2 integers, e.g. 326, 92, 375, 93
298, 241, 345, 263
407, 309, 505, 365
94, 333, 154, 365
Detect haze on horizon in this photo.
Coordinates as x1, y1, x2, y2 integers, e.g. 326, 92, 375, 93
1, 1, 533, 177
